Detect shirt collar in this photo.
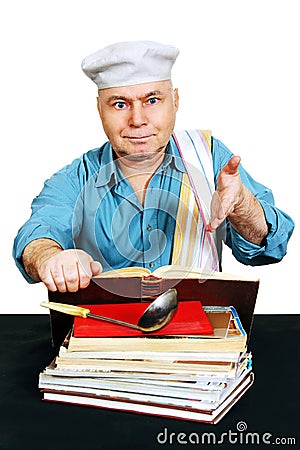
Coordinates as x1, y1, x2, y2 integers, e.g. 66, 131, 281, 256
162, 135, 186, 173
95, 142, 117, 188
95, 136, 185, 188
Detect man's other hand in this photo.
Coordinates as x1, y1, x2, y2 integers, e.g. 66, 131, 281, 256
39, 249, 102, 292
206, 156, 243, 232
206, 156, 268, 245
22, 239, 102, 292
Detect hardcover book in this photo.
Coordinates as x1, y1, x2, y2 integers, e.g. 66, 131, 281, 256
73, 300, 213, 338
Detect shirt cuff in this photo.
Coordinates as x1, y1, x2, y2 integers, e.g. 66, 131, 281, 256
227, 200, 293, 265
13, 224, 73, 283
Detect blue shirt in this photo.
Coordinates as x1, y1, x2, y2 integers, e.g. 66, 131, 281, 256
13, 135, 294, 283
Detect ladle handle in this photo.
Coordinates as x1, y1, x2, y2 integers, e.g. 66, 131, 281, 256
87, 313, 139, 330
40, 301, 139, 330
40, 301, 90, 318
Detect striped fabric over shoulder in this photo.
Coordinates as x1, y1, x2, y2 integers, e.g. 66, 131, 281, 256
172, 130, 220, 272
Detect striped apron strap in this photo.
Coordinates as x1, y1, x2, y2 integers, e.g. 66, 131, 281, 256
171, 130, 220, 272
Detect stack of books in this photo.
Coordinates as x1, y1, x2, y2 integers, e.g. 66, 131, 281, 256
39, 300, 254, 424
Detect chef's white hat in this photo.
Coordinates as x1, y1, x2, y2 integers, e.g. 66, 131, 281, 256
81, 40, 179, 90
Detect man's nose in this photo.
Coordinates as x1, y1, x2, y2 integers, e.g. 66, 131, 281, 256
129, 103, 148, 127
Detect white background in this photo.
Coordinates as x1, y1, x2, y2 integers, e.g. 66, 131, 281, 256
1, 0, 298, 314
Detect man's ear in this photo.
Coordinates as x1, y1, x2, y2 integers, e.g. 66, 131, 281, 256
96, 97, 101, 115
173, 88, 179, 111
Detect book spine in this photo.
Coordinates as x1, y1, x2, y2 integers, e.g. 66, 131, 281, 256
141, 277, 163, 299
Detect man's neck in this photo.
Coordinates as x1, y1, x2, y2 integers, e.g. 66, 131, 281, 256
115, 149, 166, 206
116, 149, 165, 176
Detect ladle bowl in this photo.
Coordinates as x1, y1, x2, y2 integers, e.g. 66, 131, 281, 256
137, 288, 178, 332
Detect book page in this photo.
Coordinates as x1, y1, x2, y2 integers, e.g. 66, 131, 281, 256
94, 266, 151, 278
153, 265, 259, 281
94, 264, 259, 281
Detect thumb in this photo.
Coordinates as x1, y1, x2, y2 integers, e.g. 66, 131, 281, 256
90, 261, 102, 276
222, 155, 241, 175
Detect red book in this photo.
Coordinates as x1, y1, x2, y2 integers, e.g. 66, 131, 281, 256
73, 301, 213, 338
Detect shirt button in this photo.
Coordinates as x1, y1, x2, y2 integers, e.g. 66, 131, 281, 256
146, 225, 152, 231
149, 262, 155, 269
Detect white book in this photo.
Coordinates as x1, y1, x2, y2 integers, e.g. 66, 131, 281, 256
42, 372, 254, 425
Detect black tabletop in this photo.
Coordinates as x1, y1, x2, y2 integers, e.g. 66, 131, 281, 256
0, 314, 299, 450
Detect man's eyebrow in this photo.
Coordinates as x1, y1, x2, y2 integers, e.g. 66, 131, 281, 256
144, 90, 164, 97
106, 95, 128, 103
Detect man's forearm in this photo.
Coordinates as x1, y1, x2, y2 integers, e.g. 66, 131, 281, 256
228, 186, 268, 245
22, 238, 63, 281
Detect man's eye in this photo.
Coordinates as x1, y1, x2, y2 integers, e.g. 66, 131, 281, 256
114, 102, 126, 109
147, 97, 158, 105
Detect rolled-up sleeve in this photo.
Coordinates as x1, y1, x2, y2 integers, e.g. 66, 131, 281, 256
13, 161, 83, 282
212, 137, 295, 266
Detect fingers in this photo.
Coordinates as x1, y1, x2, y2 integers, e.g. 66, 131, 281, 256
40, 261, 80, 293
63, 261, 82, 292
206, 156, 243, 233
207, 195, 237, 232
39, 265, 63, 292
222, 156, 241, 175
90, 261, 102, 276
38, 250, 102, 292
206, 208, 230, 232
206, 191, 225, 232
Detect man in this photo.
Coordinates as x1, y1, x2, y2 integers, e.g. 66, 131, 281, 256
13, 41, 294, 293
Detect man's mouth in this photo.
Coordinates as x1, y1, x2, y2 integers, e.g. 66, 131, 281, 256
124, 135, 154, 142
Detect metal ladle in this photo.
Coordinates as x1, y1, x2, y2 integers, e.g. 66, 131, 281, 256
40, 288, 178, 333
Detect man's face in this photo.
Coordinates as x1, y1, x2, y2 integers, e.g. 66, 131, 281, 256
97, 80, 179, 158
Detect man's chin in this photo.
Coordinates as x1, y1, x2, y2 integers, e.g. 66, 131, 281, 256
114, 146, 166, 161
120, 152, 155, 161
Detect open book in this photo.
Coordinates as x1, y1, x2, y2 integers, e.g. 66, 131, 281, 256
94, 265, 258, 281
